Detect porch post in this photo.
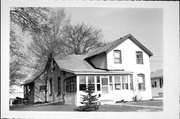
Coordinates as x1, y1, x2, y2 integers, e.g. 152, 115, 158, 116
61, 71, 65, 104
112, 76, 115, 90
76, 75, 79, 106
94, 76, 97, 92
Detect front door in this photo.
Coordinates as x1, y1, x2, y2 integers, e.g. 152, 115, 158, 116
101, 76, 109, 98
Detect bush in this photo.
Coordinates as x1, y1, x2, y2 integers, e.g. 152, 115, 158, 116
75, 85, 99, 111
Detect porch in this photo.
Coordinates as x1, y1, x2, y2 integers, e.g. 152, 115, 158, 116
62, 71, 134, 106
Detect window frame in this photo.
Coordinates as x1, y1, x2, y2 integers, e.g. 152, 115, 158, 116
114, 75, 121, 90
122, 75, 128, 90
109, 76, 113, 91
49, 78, 53, 95
136, 51, 143, 64
79, 76, 87, 91
65, 77, 76, 93
160, 78, 163, 88
113, 50, 122, 64
96, 76, 101, 91
88, 76, 95, 91
57, 77, 61, 95
137, 74, 146, 91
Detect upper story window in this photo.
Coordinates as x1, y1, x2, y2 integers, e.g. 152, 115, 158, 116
114, 50, 122, 64
136, 51, 143, 64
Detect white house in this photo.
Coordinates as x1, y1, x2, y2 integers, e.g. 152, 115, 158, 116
23, 34, 153, 106
151, 69, 163, 97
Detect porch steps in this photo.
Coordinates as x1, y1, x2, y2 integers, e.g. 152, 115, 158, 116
99, 100, 115, 105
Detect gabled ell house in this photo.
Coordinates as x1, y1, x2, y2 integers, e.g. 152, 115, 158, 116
23, 34, 153, 106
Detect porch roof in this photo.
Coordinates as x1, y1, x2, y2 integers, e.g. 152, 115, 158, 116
73, 70, 133, 75
54, 55, 132, 75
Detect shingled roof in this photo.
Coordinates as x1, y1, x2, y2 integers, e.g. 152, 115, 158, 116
54, 54, 132, 75
22, 64, 46, 85
22, 34, 151, 84
85, 34, 153, 59
54, 55, 93, 72
151, 69, 163, 78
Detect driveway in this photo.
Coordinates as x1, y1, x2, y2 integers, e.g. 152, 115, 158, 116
10, 99, 163, 112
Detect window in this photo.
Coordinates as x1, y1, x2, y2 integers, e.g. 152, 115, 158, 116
88, 76, 95, 91
97, 76, 101, 91
79, 76, 86, 91
24, 85, 27, 95
122, 76, 128, 89
49, 79, 53, 95
114, 50, 122, 63
57, 77, 61, 95
152, 81, 157, 88
130, 75, 133, 90
39, 85, 46, 92
65, 77, 76, 93
136, 51, 143, 64
114, 76, 121, 90
109, 76, 113, 91
160, 78, 163, 88
137, 74, 145, 91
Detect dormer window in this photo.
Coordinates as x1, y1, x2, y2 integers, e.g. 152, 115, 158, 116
136, 51, 143, 64
114, 50, 122, 64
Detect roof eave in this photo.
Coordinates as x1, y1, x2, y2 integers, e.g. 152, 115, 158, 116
75, 71, 133, 75
22, 70, 45, 85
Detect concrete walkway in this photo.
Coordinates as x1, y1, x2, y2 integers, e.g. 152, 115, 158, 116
116, 103, 163, 109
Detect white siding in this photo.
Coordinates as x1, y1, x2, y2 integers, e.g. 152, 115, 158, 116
151, 78, 163, 97
107, 38, 152, 100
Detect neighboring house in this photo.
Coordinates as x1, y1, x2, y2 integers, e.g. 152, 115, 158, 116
151, 69, 163, 97
9, 85, 24, 105
22, 34, 153, 106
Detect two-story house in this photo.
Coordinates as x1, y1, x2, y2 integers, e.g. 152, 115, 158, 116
23, 34, 153, 106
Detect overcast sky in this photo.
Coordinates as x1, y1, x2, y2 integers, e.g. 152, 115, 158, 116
65, 8, 163, 72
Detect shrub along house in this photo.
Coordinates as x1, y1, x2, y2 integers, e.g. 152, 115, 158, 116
22, 34, 153, 106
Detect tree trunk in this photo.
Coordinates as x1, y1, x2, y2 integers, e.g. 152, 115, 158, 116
44, 79, 48, 102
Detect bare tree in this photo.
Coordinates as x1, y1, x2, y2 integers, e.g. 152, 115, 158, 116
28, 9, 70, 102
62, 23, 104, 55
10, 29, 26, 86
28, 9, 70, 67
10, 7, 50, 83
10, 7, 49, 33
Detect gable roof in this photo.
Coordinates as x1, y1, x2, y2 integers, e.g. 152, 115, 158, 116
85, 34, 153, 59
151, 69, 163, 78
22, 64, 46, 85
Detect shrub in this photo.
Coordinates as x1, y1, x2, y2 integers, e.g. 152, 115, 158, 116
75, 85, 99, 111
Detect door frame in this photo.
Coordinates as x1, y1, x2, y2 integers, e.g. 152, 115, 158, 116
100, 76, 110, 96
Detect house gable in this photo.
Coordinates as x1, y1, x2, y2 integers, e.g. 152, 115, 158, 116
85, 52, 107, 70
106, 34, 153, 57
85, 34, 153, 70
107, 38, 151, 70
85, 34, 153, 60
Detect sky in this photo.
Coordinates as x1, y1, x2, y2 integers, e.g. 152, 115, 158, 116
64, 8, 163, 72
